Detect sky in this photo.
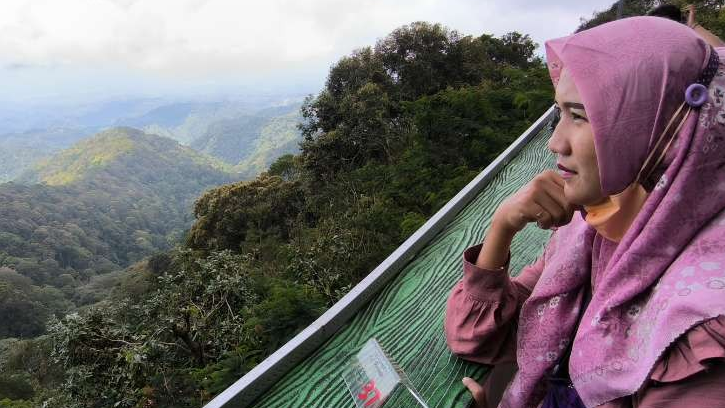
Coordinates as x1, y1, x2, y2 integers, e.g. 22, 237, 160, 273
0, 0, 617, 106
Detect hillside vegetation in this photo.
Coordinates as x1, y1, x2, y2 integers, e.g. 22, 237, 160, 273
0, 127, 237, 340
233, 108, 303, 178
190, 104, 302, 169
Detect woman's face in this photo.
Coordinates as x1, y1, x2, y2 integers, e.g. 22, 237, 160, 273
548, 68, 607, 206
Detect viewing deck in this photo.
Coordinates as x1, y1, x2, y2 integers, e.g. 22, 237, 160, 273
206, 107, 557, 408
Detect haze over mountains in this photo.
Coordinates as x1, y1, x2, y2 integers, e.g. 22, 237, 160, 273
0, 95, 305, 182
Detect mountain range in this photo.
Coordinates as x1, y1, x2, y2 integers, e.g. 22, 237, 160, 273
0, 127, 238, 293
0, 97, 304, 182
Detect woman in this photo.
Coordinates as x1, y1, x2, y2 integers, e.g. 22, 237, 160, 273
445, 16, 725, 408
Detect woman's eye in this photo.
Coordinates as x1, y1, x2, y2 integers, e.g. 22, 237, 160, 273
571, 111, 587, 122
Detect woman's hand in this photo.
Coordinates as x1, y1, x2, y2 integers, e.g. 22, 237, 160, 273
462, 377, 489, 408
493, 170, 575, 234
476, 170, 573, 269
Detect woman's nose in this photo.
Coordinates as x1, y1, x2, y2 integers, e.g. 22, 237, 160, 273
547, 125, 571, 155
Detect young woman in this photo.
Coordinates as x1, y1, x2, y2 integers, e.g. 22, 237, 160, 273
445, 16, 725, 408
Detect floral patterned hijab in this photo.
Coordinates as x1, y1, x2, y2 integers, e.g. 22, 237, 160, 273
499, 17, 725, 407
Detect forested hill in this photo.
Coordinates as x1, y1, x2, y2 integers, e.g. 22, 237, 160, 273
0, 126, 101, 183
17, 126, 231, 185
190, 103, 302, 170
0, 127, 237, 338
0, 100, 303, 184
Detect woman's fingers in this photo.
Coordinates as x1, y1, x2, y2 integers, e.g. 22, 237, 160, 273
544, 169, 566, 188
528, 182, 566, 229
462, 377, 489, 408
541, 179, 575, 224
512, 203, 552, 232
532, 192, 562, 229
540, 171, 572, 210
496, 170, 576, 234
536, 171, 575, 226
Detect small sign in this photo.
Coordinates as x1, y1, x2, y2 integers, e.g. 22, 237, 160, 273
343, 338, 429, 408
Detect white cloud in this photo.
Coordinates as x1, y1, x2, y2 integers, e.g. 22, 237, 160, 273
0, 0, 615, 79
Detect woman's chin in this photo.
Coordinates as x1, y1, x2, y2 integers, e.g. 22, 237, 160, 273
563, 179, 605, 207
565, 190, 607, 208
564, 190, 590, 208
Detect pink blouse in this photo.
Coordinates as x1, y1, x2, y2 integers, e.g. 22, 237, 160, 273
445, 243, 725, 408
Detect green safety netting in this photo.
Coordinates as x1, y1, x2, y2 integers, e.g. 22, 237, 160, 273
207, 109, 556, 408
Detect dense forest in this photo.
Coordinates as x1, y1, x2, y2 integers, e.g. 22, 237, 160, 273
1, 1, 723, 407
0, 128, 236, 340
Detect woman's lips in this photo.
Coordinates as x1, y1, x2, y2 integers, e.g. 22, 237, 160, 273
557, 163, 577, 179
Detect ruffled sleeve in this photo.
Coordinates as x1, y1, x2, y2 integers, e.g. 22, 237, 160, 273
649, 315, 725, 382
628, 315, 725, 408
444, 243, 545, 365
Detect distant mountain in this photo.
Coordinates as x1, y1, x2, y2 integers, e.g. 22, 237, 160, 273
122, 102, 198, 125
0, 97, 167, 135
0, 97, 173, 181
190, 114, 268, 163
114, 99, 304, 147
0, 126, 100, 182
190, 103, 303, 170
113, 101, 304, 179
116, 102, 216, 144
0, 97, 304, 183
18, 126, 232, 185
234, 108, 303, 178
2, 127, 238, 293
71, 98, 170, 128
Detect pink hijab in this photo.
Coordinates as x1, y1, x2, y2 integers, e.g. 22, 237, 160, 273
500, 17, 725, 407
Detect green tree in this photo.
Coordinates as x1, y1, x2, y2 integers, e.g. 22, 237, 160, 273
187, 175, 306, 254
